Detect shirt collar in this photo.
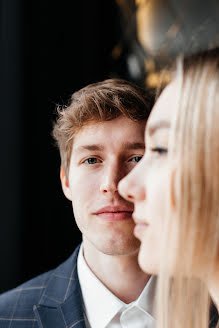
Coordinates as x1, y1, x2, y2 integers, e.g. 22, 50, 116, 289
77, 244, 156, 328
134, 275, 157, 317
78, 245, 124, 328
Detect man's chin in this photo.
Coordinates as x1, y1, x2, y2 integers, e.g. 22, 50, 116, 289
92, 238, 140, 257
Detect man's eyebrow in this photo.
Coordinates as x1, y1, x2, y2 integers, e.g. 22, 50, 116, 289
121, 142, 145, 150
74, 142, 145, 153
74, 144, 105, 153
147, 120, 170, 136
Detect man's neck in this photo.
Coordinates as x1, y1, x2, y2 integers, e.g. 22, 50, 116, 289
82, 239, 151, 304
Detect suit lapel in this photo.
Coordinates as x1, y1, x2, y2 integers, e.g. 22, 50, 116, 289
34, 246, 86, 328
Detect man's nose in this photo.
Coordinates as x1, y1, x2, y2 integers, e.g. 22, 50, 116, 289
99, 163, 123, 194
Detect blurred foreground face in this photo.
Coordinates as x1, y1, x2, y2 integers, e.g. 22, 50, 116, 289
119, 82, 178, 274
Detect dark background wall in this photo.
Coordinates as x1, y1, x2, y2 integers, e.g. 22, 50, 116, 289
1, 0, 219, 293
0, 0, 133, 293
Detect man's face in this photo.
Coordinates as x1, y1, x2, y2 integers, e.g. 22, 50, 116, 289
61, 116, 146, 256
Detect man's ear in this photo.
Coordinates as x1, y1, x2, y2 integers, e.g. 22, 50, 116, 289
60, 166, 72, 201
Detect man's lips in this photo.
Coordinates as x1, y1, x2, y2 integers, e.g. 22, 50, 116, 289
94, 206, 133, 221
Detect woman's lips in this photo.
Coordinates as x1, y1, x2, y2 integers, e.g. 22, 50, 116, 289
133, 222, 149, 239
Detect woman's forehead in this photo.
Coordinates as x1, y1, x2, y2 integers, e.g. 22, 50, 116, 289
147, 81, 179, 129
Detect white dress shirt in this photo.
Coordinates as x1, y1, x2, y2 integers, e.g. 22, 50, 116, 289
77, 245, 156, 328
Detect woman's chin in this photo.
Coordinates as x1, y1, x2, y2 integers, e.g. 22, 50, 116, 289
138, 247, 159, 275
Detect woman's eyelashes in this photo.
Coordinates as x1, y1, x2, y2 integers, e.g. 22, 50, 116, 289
150, 147, 168, 155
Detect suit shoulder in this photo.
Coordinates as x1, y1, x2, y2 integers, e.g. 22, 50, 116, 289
0, 246, 81, 322
0, 270, 52, 319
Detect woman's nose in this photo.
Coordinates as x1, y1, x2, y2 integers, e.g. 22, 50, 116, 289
118, 163, 146, 203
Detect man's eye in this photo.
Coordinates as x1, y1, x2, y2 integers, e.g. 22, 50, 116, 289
84, 158, 101, 164
151, 147, 168, 155
129, 156, 143, 163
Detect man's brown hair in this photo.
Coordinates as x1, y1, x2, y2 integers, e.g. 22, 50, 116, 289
53, 78, 154, 175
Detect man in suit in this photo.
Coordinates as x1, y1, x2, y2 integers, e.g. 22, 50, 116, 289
0, 79, 156, 328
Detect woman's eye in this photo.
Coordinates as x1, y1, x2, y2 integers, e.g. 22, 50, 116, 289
84, 158, 101, 164
129, 156, 143, 163
151, 147, 168, 155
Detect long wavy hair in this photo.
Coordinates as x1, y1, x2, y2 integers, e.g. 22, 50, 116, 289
156, 48, 219, 328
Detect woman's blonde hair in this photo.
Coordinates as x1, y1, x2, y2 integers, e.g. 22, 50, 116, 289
156, 48, 219, 328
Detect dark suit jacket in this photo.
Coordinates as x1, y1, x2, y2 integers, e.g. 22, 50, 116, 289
0, 245, 86, 328
0, 245, 218, 328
